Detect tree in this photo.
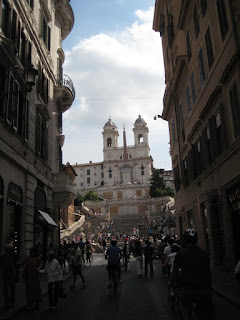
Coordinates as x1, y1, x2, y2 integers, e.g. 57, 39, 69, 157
74, 193, 84, 206
84, 190, 102, 201
149, 169, 174, 197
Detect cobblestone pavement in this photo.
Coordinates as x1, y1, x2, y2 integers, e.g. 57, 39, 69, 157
5, 255, 240, 320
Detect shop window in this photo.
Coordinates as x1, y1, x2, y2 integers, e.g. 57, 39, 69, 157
198, 48, 206, 86
205, 27, 214, 70
217, 0, 229, 41
229, 83, 240, 138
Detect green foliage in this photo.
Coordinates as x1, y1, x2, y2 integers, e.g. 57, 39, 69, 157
149, 169, 174, 197
84, 190, 102, 201
74, 193, 84, 206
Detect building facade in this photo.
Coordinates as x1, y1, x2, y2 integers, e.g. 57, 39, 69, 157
153, 0, 240, 270
0, 0, 77, 261
74, 116, 153, 200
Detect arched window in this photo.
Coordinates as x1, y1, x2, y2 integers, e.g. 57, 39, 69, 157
107, 137, 112, 147
138, 134, 144, 144
141, 164, 145, 176
109, 167, 112, 178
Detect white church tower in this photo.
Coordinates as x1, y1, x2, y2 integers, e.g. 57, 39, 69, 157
102, 118, 119, 161
133, 115, 150, 158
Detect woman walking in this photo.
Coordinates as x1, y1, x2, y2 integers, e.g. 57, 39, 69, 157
24, 247, 42, 310
39, 251, 63, 310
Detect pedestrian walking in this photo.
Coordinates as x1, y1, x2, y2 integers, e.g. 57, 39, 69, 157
23, 247, 42, 310
133, 239, 143, 277
85, 240, 92, 265
102, 238, 107, 254
143, 240, 154, 278
39, 251, 63, 310
0, 243, 17, 309
78, 238, 85, 263
71, 244, 86, 289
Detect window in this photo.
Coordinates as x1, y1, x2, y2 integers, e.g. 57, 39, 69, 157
101, 172, 104, 178
171, 118, 176, 144
81, 182, 83, 186
173, 164, 181, 192
141, 164, 144, 176
40, 11, 51, 51
187, 209, 195, 228
37, 64, 49, 104
193, 5, 200, 38
167, 14, 174, 48
138, 134, 143, 144
18, 94, 29, 141
109, 168, 112, 179
217, 0, 229, 40
1, 0, 10, 37
200, 0, 207, 17
6, 72, 19, 130
36, 113, 48, 160
182, 157, 189, 187
205, 28, 214, 70
190, 72, 196, 105
26, 0, 34, 10
159, 13, 165, 37
186, 32, 191, 60
87, 177, 90, 184
229, 83, 240, 138
198, 48, 206, 86
179, 103, 185, 142
107, 137, 112, 147
87, 169, 90, 175
186, 85, 191, 114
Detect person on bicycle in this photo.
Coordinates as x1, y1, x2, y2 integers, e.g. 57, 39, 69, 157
105, 239, 122, 288
171, 229, 212, 320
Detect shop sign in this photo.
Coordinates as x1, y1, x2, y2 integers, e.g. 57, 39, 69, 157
7, 183, 23, 204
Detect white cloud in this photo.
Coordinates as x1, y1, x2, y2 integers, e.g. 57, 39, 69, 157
62, 6, 172, 169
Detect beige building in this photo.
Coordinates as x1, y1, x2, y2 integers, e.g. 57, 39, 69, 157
0, 0, 77, 261
153, 0, 240, 270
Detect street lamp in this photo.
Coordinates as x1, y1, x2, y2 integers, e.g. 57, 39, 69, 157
26, 64, 38, 92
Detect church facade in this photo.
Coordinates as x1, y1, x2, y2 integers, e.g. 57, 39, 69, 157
73, 115, 153, 203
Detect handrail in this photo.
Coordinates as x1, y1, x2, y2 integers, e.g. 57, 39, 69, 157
57, 74, 75, 100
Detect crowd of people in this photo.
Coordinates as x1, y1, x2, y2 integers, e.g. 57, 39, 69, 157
1, 231, 240, 317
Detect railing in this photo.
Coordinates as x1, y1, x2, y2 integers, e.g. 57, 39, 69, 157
58, 74, 75, 100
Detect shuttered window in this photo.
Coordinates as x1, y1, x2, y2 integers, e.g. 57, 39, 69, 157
229, 83, 240, 138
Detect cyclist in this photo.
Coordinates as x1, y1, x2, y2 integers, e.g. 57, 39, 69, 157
171, 229, 212, 320
105, 240, 122, 288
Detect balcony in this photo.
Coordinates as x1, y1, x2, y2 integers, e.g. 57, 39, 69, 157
55, 0, 74, 40
55, 74, 75, 113
52, 165, 77, 209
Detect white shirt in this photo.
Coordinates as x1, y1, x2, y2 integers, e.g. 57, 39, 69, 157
40, 258, 63, 283
164, 245, 172, 256
168, 252, 177, 273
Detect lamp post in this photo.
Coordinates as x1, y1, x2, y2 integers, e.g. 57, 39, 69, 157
26, 64, 38, 92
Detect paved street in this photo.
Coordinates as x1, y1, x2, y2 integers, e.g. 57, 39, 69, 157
14, 254, 240, 320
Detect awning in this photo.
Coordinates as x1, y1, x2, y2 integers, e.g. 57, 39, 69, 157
38, 210, 58, 227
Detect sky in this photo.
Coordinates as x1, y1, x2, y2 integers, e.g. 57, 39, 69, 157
62, 0, 172, 170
